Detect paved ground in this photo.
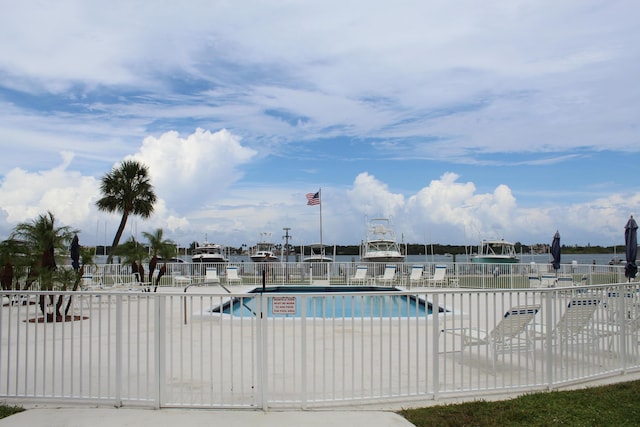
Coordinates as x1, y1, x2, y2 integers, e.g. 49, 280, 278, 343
0, 407, 414, 427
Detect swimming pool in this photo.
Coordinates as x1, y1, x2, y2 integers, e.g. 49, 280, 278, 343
209, 286, 445, 318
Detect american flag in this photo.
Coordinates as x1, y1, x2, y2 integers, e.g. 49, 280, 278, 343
306, 191, 320, 206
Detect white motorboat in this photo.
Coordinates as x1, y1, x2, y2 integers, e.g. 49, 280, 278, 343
249, 233, 280, 262
359, 218, 405, 263
471, 239, 519, 264
303, 243, 334, 263
191, 241, 228, 263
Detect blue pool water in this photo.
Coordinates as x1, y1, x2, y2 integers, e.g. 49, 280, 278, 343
214, 286, 442, 318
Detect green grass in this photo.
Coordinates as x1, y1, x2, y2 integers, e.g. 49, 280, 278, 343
399, 380, 640, 427
0, 403, 23, 419
2, 381, 639, 424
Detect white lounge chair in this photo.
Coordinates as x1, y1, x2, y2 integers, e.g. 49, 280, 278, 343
376, 265, 397, 285
226, 266, 243, 285
588, 289, 640, 346
407, 265, 426, 287
540, 274, 557, 287
427, 265, 448, 287
348, 265, 370, 285
528, 276, 542, 288
441, 304, 541, 371
173, 275, 192, 286
205, 267, 220, 285
535, 296, 601, 346
556, 276, 574, 287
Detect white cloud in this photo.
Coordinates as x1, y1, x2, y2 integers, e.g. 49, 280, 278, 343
346, 173, 405, 218
1, 2, 639, 249
126, 128, 257, 211
0, 147, 637, 248
0, 152, 99, 229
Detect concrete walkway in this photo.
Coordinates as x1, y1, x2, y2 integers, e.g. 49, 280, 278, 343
0, 407, 414, 427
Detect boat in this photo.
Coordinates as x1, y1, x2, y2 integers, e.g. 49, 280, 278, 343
249, 233, 280, 262
191, 241, 228, 263
359, 218, 405, 263
303, 243, 334, 263
471, 239, 519, 264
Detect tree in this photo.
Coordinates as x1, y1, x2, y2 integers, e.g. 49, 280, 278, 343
142, 228, 176, 290
96, 160, 157, 263
10, 211, 77, 320
0, 238, 22, 291
111, 236, 148, 288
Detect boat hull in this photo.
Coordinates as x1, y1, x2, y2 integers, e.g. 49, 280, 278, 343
192, 255, 228, 263
250, 257, 279, 263
360, 254, 405, 263
303, 257, 333, 263
471, 256, 519, 264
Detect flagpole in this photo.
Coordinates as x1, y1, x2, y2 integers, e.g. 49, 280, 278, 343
319, 188, 323, 256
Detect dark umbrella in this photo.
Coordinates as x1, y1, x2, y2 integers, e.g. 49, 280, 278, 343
625, 215, 637, 281
551, 231, 561, 272
70, 234, 80, 271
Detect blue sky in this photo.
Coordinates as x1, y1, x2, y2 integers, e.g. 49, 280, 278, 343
0, 1, 639, 249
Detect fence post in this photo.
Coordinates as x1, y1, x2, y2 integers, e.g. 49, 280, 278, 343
256, 281, 268, 409
432, 292, 440, 400
155, 294, 166, 408
115, 294, 123, 407
301, 295, 308, 408
544, 290, 553, 388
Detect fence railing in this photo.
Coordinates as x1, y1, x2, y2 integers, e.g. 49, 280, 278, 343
74, 261, 626, 289
2, 281, 639, 409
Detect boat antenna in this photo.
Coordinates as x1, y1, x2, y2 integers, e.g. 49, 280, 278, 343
282, 227, 292, 262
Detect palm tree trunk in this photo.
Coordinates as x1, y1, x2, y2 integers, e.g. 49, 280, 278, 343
65, 265, 84, 316
106, 212, 129, 263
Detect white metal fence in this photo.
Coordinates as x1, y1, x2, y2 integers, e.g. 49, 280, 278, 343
78, 261, 625, 289
2, 277, 640, 409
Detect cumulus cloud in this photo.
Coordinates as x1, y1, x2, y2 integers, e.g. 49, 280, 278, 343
126, 128, 256, 211
0, 148, 636, 248
0, 129, 257, 245
0, 152, 99, 230
347, 173, 405, 218
1, 2, 639, 248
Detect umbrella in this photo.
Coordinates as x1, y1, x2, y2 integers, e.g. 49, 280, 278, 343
70, 234, 80, 271
551, 231, 561, 272
625, 215, 638, 280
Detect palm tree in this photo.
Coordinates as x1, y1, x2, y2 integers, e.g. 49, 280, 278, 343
111, 236, 148, 288
96, 160, 157, 263
142, 228, 176, 290
10, 211, 77, 320
0, 238, 21, 291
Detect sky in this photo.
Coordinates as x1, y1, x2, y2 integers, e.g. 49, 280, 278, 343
0, 1, 639, 251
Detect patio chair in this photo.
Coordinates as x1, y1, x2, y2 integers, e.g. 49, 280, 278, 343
376, 265, 397, 285
528, 276, 542, 288
426, 265, 448, 287
348, 265, 370, 285
593, 312, 640, 351
226, 266, 243, 285
534, 296, 602, 346
205, 267, 221, 285
172, 274, 192, 286
407, 265, 426, 287
556, 276, 574, 287
441, 304, 541, 371
540, 274, 557, 287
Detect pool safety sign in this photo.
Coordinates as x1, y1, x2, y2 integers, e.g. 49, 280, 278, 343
272, 296, 297, 314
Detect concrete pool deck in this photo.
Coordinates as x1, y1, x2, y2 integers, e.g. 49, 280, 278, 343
0, 407, 414, 427
4, 371, 640, 427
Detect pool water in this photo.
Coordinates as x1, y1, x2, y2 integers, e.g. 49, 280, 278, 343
215, 286, 441, 318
